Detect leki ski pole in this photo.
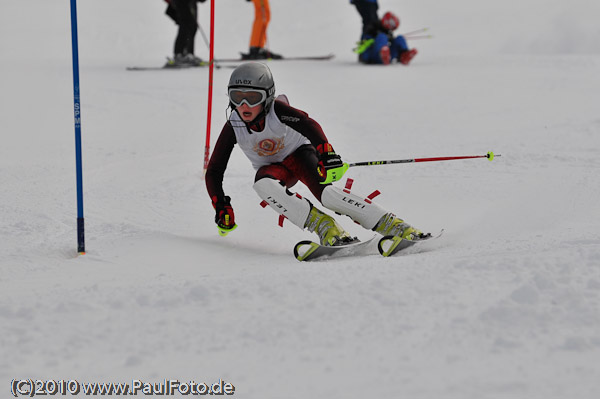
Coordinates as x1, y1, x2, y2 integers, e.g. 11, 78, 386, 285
348, 151, 499, 168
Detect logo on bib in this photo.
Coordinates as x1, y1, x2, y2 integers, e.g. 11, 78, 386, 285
254, 138, 285, 157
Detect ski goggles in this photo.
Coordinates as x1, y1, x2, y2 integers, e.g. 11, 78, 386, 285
228, 88, 267, 107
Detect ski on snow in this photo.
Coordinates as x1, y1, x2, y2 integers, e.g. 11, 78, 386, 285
216, 53, 335, 63
294, 236, 377, 262
126, 61, 226, 71
294, 230, 444, 261
127, 54, 334, 71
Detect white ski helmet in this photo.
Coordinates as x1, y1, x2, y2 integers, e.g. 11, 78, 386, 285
227, 62, 276, 111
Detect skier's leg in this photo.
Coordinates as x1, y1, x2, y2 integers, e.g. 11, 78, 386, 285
253, 177, 310, 229
279, 144, 326, 201
173, 0, 198, 56
352, 0, 380, 36
253, 175, 352, 246
321, 185, 424, 240
250, 0, 269, 49
393, 35, 418, 65
391, 35, 409, 55
321, 185, 385, 229
362, 33, 391, 64
185, 1, 198, 55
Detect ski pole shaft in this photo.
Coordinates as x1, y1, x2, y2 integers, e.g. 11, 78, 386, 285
196, 21, 222, 69
348, 152, 499, 168
403, 35, 433, 40
196, 21, 210, 50
402, 27, 429, 36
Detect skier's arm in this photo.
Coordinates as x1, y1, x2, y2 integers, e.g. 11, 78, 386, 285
273, 100, 328, 147
274, 100, 347, 183
205, 123, 236, 204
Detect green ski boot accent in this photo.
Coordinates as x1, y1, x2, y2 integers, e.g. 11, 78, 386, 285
374, 213, 422, 241
304, 206, 352, 246
353, 39, 375, 54
374, 213, 430, 257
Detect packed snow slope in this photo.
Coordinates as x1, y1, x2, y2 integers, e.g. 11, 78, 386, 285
1, 1, 600, 398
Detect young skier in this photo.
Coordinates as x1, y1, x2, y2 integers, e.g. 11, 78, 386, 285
350, 0, 417, 65
205, 62, 428, 247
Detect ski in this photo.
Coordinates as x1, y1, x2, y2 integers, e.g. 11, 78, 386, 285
127, 53, 334, 70
127, 65, 197, 71
128, 66, 183, 71
127, 59, 233, 71
294, 236, 376, 262
377, 230, 444, 257
215, 53, 335, 63
126, 64, 232, 71
294, 230, 444, 261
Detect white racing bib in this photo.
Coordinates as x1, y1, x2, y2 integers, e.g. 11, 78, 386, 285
230, 102, 310, 170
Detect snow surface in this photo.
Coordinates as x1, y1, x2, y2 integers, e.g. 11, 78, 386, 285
2, 0, 600, 397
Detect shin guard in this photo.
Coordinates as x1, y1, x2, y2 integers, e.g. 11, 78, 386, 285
321, 185, 387, 230
253, 178, 311, 229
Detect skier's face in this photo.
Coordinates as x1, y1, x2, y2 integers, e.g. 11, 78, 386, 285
236, 102, 264, 123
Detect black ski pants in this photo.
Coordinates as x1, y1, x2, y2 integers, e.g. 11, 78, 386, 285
172, 0, 198, 56
352, 0, 380, 36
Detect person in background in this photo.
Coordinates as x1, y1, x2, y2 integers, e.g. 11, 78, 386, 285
165, 0, 206, 66
241, 0, 283, 60
350, 0, 417, 65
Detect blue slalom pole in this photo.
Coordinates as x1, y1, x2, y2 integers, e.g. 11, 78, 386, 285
70, 0, 85, 254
